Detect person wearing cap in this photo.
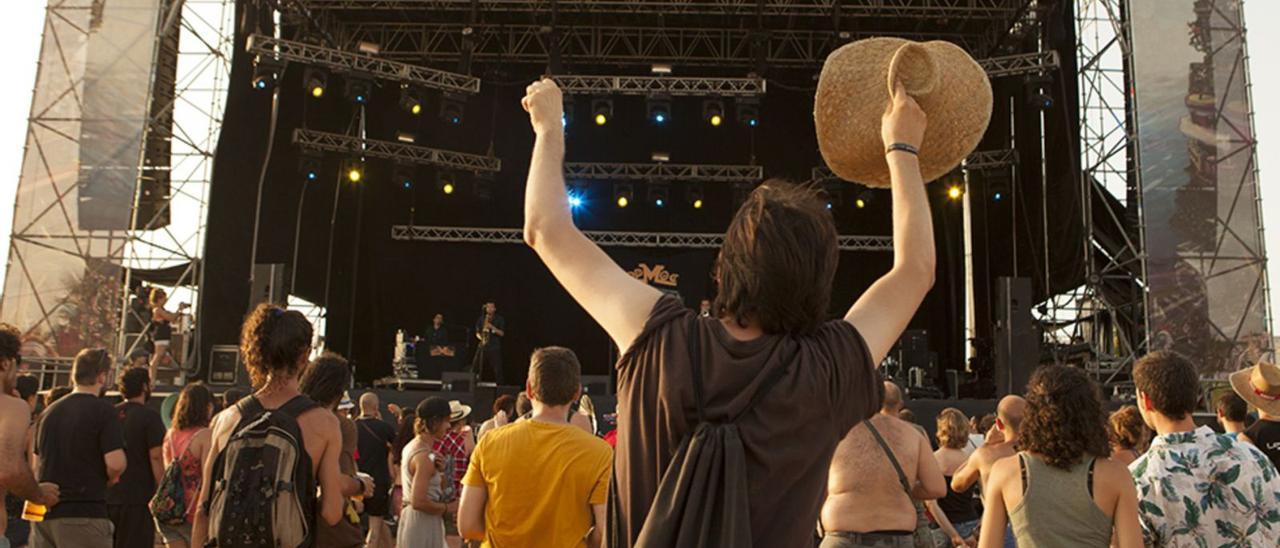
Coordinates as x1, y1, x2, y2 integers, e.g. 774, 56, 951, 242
399, 397, 455, 548
1130, 351, 1280, 546
458, 347, 612, 548
1233, 358, 1280, 468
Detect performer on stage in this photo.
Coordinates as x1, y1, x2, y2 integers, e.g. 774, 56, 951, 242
474, 302, 506, 385
424, 313, 454, 357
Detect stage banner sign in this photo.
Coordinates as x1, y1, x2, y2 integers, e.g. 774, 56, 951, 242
1130, 0, 1270, 375
0, 0, 162, 358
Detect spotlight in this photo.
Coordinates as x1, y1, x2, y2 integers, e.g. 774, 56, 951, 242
303, 67, 328, 98
989, 179, 1011, 202
298, 154, 322, 182
686, 183, 705, 210
436, 172, 456, 195
855, 198, 866, 209
399, 85, 424, 116
344, 77, 373, 105
342, 160, 364, 183
947, 185, 964, 200
648, 181, 669, 208
566, 182, 588, 210
439, 93, 466, 125
703, 99, 725, 127
613, 183, 633, 208
591, 98, 613, 126
393, 164, 415, 190
646, 95, 672, 125
1030, 92, 1054, 110
855, 190, 872, 209
568, 194, 585, 209
737, 97, 761, 127
822, 182, 843, 209
562, 96, 574, 127
251, 57, 283, 90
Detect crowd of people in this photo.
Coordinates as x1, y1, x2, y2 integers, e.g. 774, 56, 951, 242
1, 77, 1280, 548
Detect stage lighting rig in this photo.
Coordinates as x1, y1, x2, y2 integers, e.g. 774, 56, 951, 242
592, 98, 613, 126
685, 183, 705, 210
298, 154, 323, 182
737, 97, 760, 127
613, 183, 634, 208
345, 77, 373, 104
947, 185, 964, 201
1023, 73, 1054, 110
646, 94, 672, 125
393, 164, 415, 190
562, 96, 574, 127
400, 85, 424, 116
855, 190, 873, 209
440, 92, 466, 125
566, 182, 589, 210
342, 159, 365, 183
703, 99, 725, 127
304, 67, 328, 98
251, 56, 283, 90
436, 172, 456, 195
647, 181, 670, 208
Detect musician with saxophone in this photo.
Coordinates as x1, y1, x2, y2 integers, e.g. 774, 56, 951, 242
473, 301, 506, 385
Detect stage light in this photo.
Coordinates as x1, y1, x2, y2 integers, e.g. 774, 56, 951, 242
646, 95, 672, 125
251, 57, 282, 91
613, 183, 633, 208
993, 191, 1004, 201
947, 185, 964, 200
737, 97, 761, 127
693, 199, 704, 209
345, 78, 372, 105
562, 96, 574, 127
400, 85, 424, 116
854, 190, 872, 209
591, 98, 613, 126
650, 63, 673, 75
703, 99, 725, 127
440, 93, 466, 125
437, 172, 456, 195
569, 194, 584, 209
648, 181, 670, 208
686, 183, 705, 210
299, 155, 322, 182
304, 67, 328, 98
855, 198, 866, 209
393, 164, 415, 190
342, 160, 364, 183
1031, 92, 1054, 110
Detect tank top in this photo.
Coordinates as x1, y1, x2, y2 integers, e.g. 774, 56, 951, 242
938, 475, 978, 523
1244, 419, 1280, 469
163, 427, 204, 524
1008, 453, 1112, 548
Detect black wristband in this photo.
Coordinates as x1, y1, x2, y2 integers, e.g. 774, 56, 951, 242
886, 143, 919, 156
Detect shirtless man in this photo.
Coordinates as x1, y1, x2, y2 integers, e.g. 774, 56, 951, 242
822, 381, 946, 547
951, 395, 1026, 494
0, 324, 59, 546
191, 305, 345, 546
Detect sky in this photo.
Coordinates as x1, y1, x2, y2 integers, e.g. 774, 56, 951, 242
0, 1, 1277, 331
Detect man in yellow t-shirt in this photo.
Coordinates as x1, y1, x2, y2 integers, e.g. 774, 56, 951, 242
459, 347, 612, 548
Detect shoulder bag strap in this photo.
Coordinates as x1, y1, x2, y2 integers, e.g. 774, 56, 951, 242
865, 420, 913, 495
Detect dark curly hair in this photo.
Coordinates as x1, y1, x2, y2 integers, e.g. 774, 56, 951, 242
299, 352, 351, 409
173, 382, 214, 430
239, 303, 313, 388
1132, 351, 1200, 419
1018, 365, 1110, 470
1108, 405, 1150, 452
0, 322, 21, 363
118, 367, 150, 399
492, 394, 515, 417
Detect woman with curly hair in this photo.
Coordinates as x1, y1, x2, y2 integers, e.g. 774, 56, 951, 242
925, 408, 979, 546
1107, 405, 1150, 466
978, 365, 1142, 548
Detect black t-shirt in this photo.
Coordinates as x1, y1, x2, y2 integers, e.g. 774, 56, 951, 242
355, 417, 397, 488
35, 393, 126, 519
106, 401, 166, 505
1245, 418, 1280, 469
475, 315, 505, 348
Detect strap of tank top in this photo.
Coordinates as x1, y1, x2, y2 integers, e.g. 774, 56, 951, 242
1087, 458, 1095, 497
865, 420, 913, 494
1019, 453, 1028, 495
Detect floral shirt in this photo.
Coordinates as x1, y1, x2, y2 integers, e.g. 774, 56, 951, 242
1130, 426, 1280, 547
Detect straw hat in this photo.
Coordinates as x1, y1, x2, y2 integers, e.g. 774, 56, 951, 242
449, 400, 473, 422
814, 37, 993, 188
1230, 359, 1280, 416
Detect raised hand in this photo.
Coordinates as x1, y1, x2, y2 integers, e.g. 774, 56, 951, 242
880, 81, 927, 150
521, 78, 564, 135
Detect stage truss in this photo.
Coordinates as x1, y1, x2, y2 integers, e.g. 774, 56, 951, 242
391, 225, 894, 252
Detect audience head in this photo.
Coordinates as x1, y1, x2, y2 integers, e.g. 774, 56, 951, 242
240, 303, 313, 388
222, 387, 247, 409
1133, 351, 1200, 424
713, 180, 837, 335
16, 375, 38, 407
393, 411, 416, 456
72, 348, 113, 388
881, 381, 904, 414
492, 394, 516, 419
978, 413, 997, 435
898, 407, 916, 423
173, 382, 215, 430
360, 391, 380, 416
936, 407, 970, 450
0, 323, 20, 391
46, 385, 71, 407
527, 347, 582, 407
118, 367, 151, 400
1019, 365, 1110, 469
299, 352, 351, 410
1216, 391, 1249, 425
995, 395, 1027, 438
415, 397, 452, 439
515, 393, 532, 417
1108, 405, 1151, 452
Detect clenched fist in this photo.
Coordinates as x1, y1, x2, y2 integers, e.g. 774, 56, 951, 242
522, 78, 564, 135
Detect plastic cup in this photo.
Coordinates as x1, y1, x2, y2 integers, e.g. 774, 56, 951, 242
22, 500, 46, 522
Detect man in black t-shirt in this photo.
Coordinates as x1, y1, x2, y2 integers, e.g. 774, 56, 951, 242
105, 368, 164, 548
474, 302, 506, 385
33, 349, 126, 548
354, 392, 397, 548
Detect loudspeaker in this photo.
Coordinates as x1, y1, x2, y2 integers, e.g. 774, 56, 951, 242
208, 345, 242, 386
995, 277, 1039, 395
249, 263, 288, 308
581, 375, 610, 396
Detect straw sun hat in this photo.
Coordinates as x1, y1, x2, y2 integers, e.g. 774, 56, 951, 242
1230, 359, 1280, 416
815, 37, 993, 188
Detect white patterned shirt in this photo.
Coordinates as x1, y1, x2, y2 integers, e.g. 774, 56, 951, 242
1130, 426, 1280, 547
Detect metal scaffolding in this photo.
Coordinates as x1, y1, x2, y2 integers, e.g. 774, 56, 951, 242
294, 129, 502, 172
246, 33, 481, 94
977, 50, 1060, 78
299, 0, 1021, 19
391, 225, 894, 251
556, 75, 766, 97
564, 163, 762, 183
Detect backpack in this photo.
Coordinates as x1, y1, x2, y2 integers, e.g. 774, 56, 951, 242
629, 318, 797, 548
150, 431, 195, 525
206, 395, 319, 548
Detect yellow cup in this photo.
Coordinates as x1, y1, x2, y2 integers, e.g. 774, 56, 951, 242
22, 500, 46, 522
